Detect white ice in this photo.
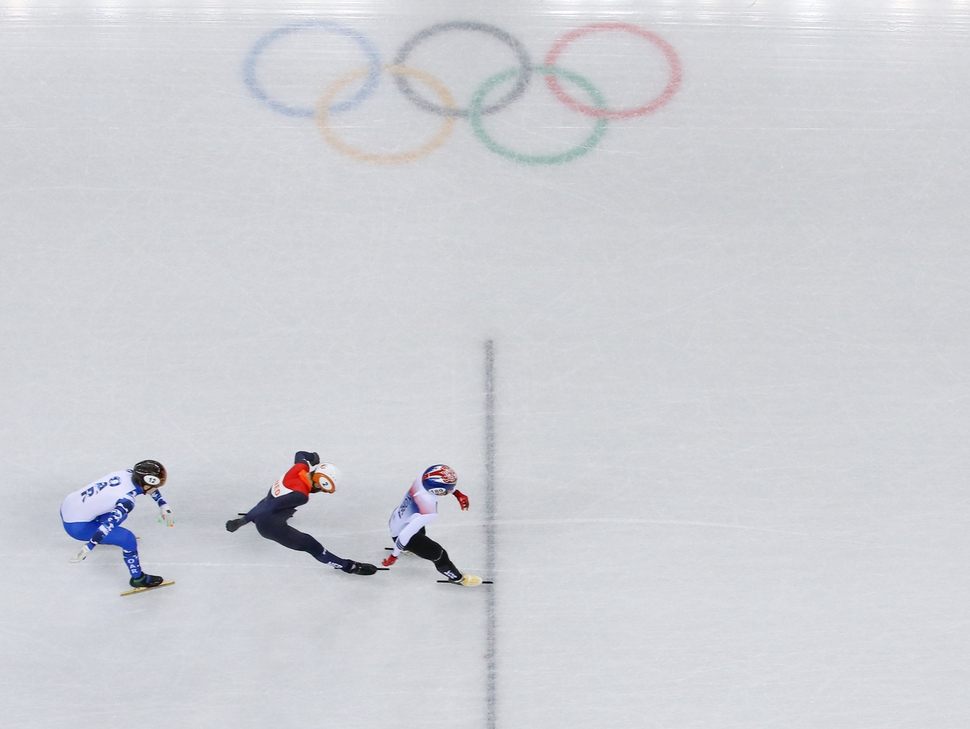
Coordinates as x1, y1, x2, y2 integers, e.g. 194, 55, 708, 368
1, 1, 968, 727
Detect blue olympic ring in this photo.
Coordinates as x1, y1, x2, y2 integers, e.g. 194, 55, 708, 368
243, 20, 382, 118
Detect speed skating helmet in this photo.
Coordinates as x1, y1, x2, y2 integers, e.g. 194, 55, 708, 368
310, 462, 341, 493
132, 460, 167, 490
422, 464, 457, 495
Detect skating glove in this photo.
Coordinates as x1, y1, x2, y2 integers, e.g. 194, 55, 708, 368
381, 554, 397, 567
159, 505, 175, 527
295, 451, 320, 467
70, 544, 93, 562
226, 517, 247, 533
453, 489, 470, 511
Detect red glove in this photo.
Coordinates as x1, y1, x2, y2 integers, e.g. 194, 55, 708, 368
381, 555, 397, 567
453, 489, 469, 511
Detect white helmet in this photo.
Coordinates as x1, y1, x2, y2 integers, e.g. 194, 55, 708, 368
310, 462, 341, 493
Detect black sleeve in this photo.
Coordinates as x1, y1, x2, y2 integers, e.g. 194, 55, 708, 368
294, 451, 320, 467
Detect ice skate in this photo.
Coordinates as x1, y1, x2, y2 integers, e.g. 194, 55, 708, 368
129, 573, 165, 588
345, 561, 378, 575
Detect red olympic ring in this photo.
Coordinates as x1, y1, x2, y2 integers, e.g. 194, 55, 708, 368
543, 22, 682, 120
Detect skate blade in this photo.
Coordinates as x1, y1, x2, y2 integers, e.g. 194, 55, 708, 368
437, 576, 491, 586
121, 580, 175, 596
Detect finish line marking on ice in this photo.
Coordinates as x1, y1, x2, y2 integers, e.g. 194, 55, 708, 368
484, 339, 497, 729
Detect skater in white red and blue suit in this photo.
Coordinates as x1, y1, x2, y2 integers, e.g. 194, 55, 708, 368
381, 465, 481, 586
61, 460, 172, 590
225, 451, 377, 576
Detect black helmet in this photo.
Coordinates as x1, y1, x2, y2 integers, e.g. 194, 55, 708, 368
133, 460, 167, 489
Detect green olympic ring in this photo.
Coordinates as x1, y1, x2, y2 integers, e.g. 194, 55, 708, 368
469, 65, 609, 166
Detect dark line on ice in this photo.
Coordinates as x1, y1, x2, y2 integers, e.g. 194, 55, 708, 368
484, 339, 497, 729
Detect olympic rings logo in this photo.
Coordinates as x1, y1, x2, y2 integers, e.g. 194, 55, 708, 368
243, 20, 682, 166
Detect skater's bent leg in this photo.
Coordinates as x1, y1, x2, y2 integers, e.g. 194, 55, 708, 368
62, 519, 100, 542
403, 530, 461, 580
98, 525, 138, 552
97, 526, 142, 578
254, 518, 351, 570
254, 514, 303, 548
401, 529, 444, 561
255, 517, 321, 553
64, 519, 144, 577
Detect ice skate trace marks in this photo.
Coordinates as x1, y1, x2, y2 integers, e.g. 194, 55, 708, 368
244, 20, 682, 166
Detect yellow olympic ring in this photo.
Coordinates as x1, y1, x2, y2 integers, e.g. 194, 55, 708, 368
316, 64, 456, 165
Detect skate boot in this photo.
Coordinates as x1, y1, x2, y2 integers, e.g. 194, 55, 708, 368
345, 561, 378, 576
129, 573, 164, 588
450, 574, 483, 587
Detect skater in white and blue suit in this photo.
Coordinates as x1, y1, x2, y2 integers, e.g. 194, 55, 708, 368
381, 465, 482, 587
61, 460, 173, 589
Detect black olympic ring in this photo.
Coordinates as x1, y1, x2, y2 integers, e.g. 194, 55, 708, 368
391, 21, 533, 119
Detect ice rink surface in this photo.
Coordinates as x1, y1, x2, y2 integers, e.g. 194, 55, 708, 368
1, 1, 968, 726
